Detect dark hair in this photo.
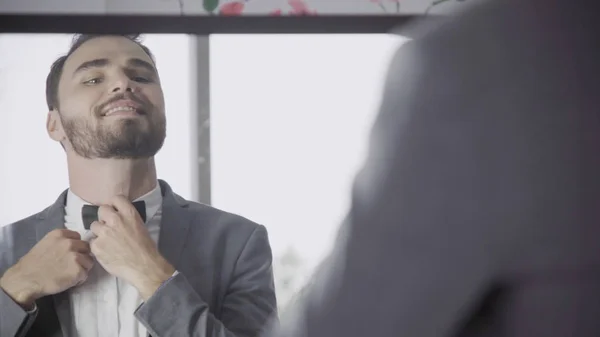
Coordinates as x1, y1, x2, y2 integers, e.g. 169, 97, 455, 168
45, 34, 155, 111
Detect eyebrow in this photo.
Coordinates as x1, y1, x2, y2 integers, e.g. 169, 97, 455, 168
72, 58, 156, 77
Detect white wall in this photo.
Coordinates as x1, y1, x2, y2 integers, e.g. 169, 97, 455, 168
210, 34, 408, 307
0, 34, 193, 226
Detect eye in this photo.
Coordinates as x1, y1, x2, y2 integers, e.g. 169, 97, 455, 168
133, 76, 153, 83
83, 78, 102, 85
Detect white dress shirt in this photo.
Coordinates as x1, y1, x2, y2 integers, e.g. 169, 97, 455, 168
63, 184, 163, 337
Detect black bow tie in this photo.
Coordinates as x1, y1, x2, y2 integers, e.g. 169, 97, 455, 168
81, 201, 146, 230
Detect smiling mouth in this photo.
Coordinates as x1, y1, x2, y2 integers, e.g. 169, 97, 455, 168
102, 106, 146, 117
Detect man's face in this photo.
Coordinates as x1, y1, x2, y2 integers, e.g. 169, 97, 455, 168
53, 36, 166, 159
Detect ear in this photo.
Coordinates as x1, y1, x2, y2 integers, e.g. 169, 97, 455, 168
46, 110, 66, 143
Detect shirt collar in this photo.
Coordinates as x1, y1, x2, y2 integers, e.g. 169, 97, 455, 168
64, 183, 162, 230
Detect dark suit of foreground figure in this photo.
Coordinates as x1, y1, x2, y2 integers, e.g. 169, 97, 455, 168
275, 0, 600, 336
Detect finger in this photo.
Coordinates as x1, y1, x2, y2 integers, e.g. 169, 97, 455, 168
75, 265, 90, 285
89, 238, 98, 255
109, 195, 141, 222
67, 239, 91, 254
77, 272, 89, 285
89, 221, 107, 237
109, 195, 134, 214
89, 239, 101, 258
81, 231, 97, 242
75, 253, 94, 271
97, 205, 119, 225
53, 228, 81, 240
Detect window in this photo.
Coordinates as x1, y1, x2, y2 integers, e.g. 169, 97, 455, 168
210, 34, 408, 308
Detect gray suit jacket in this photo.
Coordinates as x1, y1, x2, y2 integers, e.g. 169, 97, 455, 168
0, 180, 277, 337
274, 0, 600, 336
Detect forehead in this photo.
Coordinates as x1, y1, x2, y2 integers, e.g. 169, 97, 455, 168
63, 36, 153, 75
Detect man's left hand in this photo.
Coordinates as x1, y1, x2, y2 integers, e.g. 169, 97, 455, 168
90, 195, 175, 300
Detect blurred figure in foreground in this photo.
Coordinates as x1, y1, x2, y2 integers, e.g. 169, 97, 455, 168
272, 0, 600, 336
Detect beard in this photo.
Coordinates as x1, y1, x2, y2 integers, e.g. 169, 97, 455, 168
61, 112, 166, 160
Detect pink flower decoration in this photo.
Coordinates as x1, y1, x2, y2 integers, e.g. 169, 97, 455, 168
219, 1, 245, 15
288, 0, 317, 15
268, 0, 317, 16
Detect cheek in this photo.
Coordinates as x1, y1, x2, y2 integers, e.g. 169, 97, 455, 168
60, 89, 103, 117
145, 87, 165, 110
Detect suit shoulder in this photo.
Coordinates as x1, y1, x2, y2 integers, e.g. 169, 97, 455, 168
0, 208, 48, 272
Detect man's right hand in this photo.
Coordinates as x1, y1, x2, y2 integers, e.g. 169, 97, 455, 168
0, 229, 93, 309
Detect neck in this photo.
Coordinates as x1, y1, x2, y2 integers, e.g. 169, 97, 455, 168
67, 155, 158, 205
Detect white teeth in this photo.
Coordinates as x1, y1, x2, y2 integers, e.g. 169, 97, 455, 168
104, 106, 136, 116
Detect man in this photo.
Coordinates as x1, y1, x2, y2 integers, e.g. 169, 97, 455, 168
272, 0, 600, 336
0, 34, 277, 337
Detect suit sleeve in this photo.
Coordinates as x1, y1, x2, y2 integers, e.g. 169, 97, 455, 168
0, 223, 39, 337
0, 284, 38, 337
135, 225, 278, 337
273, 37, 509, 337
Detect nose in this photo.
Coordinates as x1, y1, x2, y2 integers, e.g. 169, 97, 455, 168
110, 72, 136, 94
112, 86, 133, 93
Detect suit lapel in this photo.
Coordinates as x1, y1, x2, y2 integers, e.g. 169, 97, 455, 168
35, 189, 71, 337
156, 180, 193, 272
